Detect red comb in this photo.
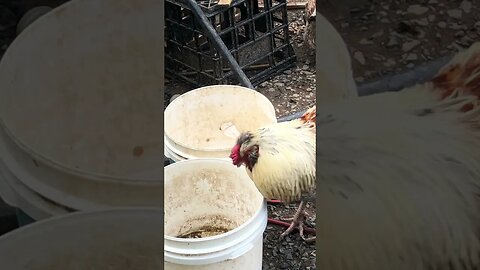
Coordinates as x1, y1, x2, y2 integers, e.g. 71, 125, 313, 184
230, 144, 241, 165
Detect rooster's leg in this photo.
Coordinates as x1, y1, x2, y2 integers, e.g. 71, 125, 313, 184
269, 201, 315, 241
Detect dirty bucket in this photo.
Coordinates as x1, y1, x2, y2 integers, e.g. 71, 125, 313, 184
0, 0, 164, 212
164, 85, 277, 161
0, 207, 163, 269
164, 159, 267, 269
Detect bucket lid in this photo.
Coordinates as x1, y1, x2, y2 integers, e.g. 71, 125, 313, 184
0, 0, 164, 181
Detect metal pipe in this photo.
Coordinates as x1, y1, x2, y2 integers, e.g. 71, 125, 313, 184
277, 55, 453, 122
183, 0, 254, 89
357, 56, 451, 96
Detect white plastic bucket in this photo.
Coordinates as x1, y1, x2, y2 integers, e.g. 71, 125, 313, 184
164, 85, 277, 160
0, 126, 73, 221
0, 157, 72, 221
0, 0, 164, 211
164, 159, 267, 269
0, 208, 163, 269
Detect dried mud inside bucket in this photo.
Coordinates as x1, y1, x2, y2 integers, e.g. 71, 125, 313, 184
176, 215, 234, 239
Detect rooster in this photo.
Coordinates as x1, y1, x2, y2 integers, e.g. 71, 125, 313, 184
229, 9, 357, 243
232, 41, 480, 267
317, 42, 480, 269
230, 105, 317, 241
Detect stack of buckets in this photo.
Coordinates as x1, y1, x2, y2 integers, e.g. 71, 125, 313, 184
0, 0, 278, 269
0, 0, 165, 223
163, 85, 278, 269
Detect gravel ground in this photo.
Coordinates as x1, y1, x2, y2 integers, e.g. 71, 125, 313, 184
0, 0, 479, 269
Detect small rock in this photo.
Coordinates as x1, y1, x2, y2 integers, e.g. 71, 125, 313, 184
438, 21, 447, 28
372, 30, 384, 38
341, 22, 349, 28
407, 63, 415, 68
428, 15, 436, 22
447, 9, 463, 19
460, 0, 472, 13
302, 65, 309, 70
386, 36, 399, 48
302, 71, 313, 75
402, 40, 421, 52
355, 76, 365, 82
267, 88, 275, 92
416, 18, 429, 26
449, 23, 466, 30
475, 21, 480, 29
428, 0, 438, 3
381, 18, 390, 23
454, 30, 465, 38
353, 51, 366, 65
360, 38, 373, 45
407, 5, 429, 15
274, 82, 285, 87
417, 30, 426, 39
384, 58, 396, 67
379, 11, 388, 16
405, 53, 418, 61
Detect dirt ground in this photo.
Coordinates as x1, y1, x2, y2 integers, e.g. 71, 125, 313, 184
0, 0, 479, 269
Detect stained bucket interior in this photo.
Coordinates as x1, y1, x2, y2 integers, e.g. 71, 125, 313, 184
164, 159, 264, 238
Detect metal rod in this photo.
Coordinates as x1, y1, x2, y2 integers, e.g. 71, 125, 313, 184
357, 56, 451, 96
184, 0, 254, 89
278, 55, 453, 123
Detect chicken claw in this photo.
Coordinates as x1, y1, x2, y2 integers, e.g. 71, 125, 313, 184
267, 201, 316, 243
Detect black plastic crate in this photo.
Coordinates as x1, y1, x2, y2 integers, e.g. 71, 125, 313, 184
165, 0, 296, 88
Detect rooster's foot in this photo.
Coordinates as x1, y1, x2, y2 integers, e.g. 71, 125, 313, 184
267, 201, 316, 242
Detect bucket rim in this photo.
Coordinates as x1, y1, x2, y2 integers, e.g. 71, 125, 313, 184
0, 119, 159, 185
0, 157, 73, 219
164, 84, 277, 152
163, 158, 267, 243
0, 206, 163, 242
164, 135, 231, 160
164, 204, 267, 265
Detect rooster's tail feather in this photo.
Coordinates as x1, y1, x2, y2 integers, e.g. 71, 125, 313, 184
300, 105, 316, 128
430, 42, 480, 114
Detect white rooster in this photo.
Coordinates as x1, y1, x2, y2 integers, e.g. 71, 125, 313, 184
230, 9, 358, 241
317, 42, 480, 269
